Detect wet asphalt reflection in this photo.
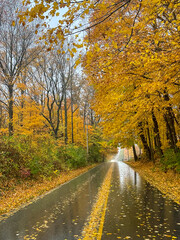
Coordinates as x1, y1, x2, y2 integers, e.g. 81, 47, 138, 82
102, 161, 180, 240
0, 163, 111, 240
0, 153, 180, 240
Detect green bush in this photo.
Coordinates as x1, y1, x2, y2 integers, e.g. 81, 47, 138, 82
161, 149, 180, 172
28, 155, 42, 176
88, 143, 103, 163
62, 145, 87, 169
88, 127, 104, 163
0, 141, 25, 178
0, 135, 64, 179
0, 132, 105, 182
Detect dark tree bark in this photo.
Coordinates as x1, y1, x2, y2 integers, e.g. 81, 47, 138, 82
8, 84, 13, 136
41, 87, 63, 139
146, 125, 154, 163
138, 122, 152, 161
152, 109, 163, 156
132, 144, 138, 161
20, 88, 25, 127
90, 108, 94, 126
64, 89, 68, 145
83, 103, 87, 133
163, 91, 178, 152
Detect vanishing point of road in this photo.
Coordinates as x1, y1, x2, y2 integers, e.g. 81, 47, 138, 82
0, 150, 180, 240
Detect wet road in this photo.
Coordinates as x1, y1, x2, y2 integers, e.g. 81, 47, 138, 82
102, 162, 180, 240
0, 152, 180, 240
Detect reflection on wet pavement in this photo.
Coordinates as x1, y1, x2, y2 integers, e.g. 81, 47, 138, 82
0, 163, 111, 240
102, 161, 180, 240
0, 151, 180, 240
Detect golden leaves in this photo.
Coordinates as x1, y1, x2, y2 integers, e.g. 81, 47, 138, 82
16, 83, 27, 91
75, 58, 81, 68
12, 21, 15, 27
82, 0, 180, 151
112, 41, 118, 49
71, 47, 77, 53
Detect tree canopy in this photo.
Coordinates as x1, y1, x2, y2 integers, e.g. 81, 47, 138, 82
1, 0, 180, 169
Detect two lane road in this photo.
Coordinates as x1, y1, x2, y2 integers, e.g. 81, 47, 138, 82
0, 157, 179, 240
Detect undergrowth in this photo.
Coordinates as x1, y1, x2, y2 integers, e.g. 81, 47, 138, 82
0, 134, 104, 191
161, 149, 180, 173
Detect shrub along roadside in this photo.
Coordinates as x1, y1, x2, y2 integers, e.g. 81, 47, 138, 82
0, 134, 104, 192
160, 149, 180, 173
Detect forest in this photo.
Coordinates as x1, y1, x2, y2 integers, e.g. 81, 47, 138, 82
0, 0, 180, 186
0, 0, 106, 187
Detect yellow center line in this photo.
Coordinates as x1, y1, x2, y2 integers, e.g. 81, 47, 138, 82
97, 182, 110, 240
78, 165, 113, 240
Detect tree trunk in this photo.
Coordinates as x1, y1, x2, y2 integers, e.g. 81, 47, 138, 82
64, 90, 68, 145
54, 129, 58, 139
59, 108, 64, 139
83, 103, 86, 133
90, 108, 94, 125
163, 91, 178, 151
147, 125, 154, 163
86, 120, 89, 161
8, 84, 14, 136
132, 144, 138, 161
70, 80, 74, 144
152, 110, 163, 156
140, 133, 152, 161
138, 122, 152, 161
164, 114, 177, 150
20, 89, 25, 127
71, 105, 74, 144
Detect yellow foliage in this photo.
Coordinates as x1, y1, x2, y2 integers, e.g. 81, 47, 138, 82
82, 0, 180, 152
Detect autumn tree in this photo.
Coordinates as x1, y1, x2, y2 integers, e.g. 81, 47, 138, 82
27, 45, 73, 139
82, 0, 180, 162
18, 0, 179, 165
0, 0, 41, 136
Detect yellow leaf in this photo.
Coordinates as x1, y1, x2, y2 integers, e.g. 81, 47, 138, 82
71, 48, 77, 53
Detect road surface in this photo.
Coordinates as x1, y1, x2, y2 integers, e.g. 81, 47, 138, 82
0, 151, 180, 240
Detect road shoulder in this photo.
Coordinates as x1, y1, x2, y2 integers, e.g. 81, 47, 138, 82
126, 160, 180, 205
0, 164, 98, 221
